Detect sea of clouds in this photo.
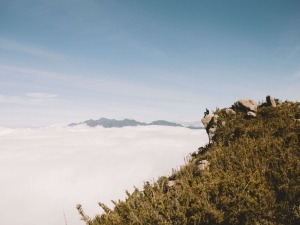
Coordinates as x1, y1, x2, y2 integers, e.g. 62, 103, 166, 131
0, 125, 208, 225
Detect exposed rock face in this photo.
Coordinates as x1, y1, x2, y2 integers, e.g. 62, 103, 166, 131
266, 95, 277, 107
201, 114, 219, 144
225, 108, 236, 116
197, 160, 210, 171
233, 99, 258, 112
201, 114, 214, 129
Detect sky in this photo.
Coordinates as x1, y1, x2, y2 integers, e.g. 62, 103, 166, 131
1, 0, 300, 127
0, 125, 208, 225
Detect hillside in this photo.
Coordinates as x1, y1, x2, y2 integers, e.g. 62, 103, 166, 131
77, 97, 300, 225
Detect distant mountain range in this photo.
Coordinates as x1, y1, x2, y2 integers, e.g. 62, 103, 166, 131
69, 118, 203, 129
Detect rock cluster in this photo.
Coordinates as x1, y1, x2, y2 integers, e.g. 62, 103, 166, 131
234, 99, 258, 112
201, 98, 259, 144
233, 99, 258, 118
201, 96, 280, 143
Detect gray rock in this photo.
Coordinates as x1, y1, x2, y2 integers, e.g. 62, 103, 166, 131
201, 114, 219, 144
197, 160, 210, 171
266, 95, 277, 107
201, 114, 214, 129
234, 99, 258, 112
225, 108, 236, 116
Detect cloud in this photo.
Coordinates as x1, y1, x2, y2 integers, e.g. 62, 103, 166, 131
0, 125, 208, 225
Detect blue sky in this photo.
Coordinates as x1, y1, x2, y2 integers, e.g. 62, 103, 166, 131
0, 0, 300, 127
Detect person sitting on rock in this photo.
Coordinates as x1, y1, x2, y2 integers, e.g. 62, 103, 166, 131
204, 108, 209, 117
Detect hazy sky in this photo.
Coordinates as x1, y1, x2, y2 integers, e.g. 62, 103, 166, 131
0, 125, 208, 225
1, 0, 300, 127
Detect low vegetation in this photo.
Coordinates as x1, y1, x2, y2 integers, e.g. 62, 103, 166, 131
77, 99, 300, 225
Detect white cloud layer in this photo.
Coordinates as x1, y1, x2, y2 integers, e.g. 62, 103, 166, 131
0, 125, 208, 225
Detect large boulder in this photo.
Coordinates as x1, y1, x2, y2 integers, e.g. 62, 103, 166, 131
233, 99, 258, 112
201, 114, 214, 129
201, 114, 219, 144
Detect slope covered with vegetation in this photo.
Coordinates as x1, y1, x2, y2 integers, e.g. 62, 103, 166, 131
77, 99, 300, 225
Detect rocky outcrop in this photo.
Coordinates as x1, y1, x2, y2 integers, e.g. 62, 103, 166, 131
233, 99, 258, 112
232, 99, 258, 119
201, 114, 219, 144
266, 95, 277, 107
201, 114, 214, 128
